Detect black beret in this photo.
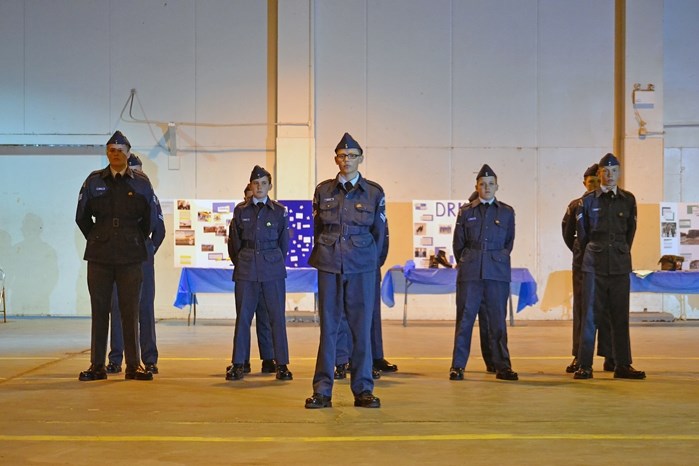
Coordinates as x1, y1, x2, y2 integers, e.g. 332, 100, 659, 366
107, 130, 131, 148
335, 132, 363, 155
476, 164, 496, 180
583, 163, 599, 178
599, 153, 619, 167
250, 165, 271, 182
127, 154, 143, 167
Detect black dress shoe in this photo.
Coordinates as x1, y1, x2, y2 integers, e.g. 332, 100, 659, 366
603, 358, 616, 372
226, 364, 245, 381
485, 364, 496, 373
106, 362, 122, 374
334, 363, 348, 380
496, 368, 519, 381
354, 390, 380, 408
144, 363, 158, 374
372, 368, 381, 379
261, 359, 276, 373
276, 364, 293, 380
449, 367, 464, 381
373, 358, 398, 373
78, 364, 107, 381
125, 365, 153, 381
614, 365, 646, 379
565, 358, 579, 374
573, 367, 593, 379
305, 393, 332, 409
244, 361, 252, 374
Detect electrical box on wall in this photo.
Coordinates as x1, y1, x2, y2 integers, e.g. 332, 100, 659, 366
633, 90, 655, 106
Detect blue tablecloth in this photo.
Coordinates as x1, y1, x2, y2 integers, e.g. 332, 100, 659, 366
173, 267, 318, 308
381, 261, 538, 312
630, 270, 699, 293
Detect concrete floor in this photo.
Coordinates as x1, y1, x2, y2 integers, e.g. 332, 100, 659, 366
0, 317, 698, 465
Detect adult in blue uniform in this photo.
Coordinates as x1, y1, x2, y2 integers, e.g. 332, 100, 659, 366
334, 222, 396, 381
106, 154, 166, 375
75, 131, 155, 381
305, 132, 387, 409
561, 164, 615, 374
226, 165, 292, 381
574, 153, 645, 380
450, 164, 518, 381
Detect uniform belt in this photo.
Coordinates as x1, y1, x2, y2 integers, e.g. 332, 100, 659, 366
242, 240, 278, 250
466, 242, 504, 250
590, 233, 626, 243
110, 217, 139, 228
325, 224, 370, 235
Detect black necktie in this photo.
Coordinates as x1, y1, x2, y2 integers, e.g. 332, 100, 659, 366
256, 201, 264, 212
344, 181, 353, 193
115, 173, 122, 181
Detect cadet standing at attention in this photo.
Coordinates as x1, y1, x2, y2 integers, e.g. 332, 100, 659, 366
450, 164, 518, 381
574, 153, 645, 380
75, 131, 156, 381
561, 163, 615, 374
305, 132, 387, 409
107, 153, 166, 376
226, 166, 292, 382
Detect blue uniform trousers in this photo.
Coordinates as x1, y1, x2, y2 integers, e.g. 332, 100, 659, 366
455, 284, 494, 368
313, 270, 374, 397
232, 279, 289, 365
335, 268, 387, 365
578, 272, 631, 368
571, 269, 612, 358
239, 300, 275, 363
87, 262, 142, 367
452, 279, 511, 371
109, 257, 158, 365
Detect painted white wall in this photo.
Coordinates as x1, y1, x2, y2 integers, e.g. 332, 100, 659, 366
1, 0, 698, 321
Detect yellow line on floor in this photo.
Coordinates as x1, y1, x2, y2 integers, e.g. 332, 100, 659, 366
0, 433, 697, 443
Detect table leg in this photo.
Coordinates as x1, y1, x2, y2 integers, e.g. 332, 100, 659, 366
403, 280, 411, 327
508, 292, 515, 327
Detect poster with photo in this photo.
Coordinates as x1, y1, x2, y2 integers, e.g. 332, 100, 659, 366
660, 202, 699, 270
412, 200, 467, 268
174, 199, 313, 268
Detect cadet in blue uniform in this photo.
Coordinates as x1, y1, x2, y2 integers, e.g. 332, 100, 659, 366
561, 164, 615, 374
450, 164, 518, 381
75, 131, 156, 381
305, 132, 387, 409
226, 184, 276, 375
574, 153, 645, 380
107, 154, 166, 375
334, 222, 396, 381
226, 166, 292, 381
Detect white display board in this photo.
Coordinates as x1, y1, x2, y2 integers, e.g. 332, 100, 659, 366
173, 199, 313, 268
412, 200, 467, 268
660, 202, 699, 270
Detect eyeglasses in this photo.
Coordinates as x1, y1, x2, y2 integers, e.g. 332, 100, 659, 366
335, 153, 361, 160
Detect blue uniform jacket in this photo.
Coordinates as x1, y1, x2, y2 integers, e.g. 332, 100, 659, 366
453, 198, 515, 282
76, 166, 156, 265
562, 196, 584, 270
148, 194, 166, 257
228, 198, 289, 282
309, 174, 387, 274
576, 188, 636, 275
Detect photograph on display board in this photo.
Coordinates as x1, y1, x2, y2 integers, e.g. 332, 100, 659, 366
173, 199, 313, 268
412, 200, 466, 268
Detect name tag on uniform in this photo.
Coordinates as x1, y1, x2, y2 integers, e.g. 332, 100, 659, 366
96, 187, 107, 191
592, 208, 600, 212
467, 217, 477, 222
242, 218, 251, 222
324, 197, 335, 202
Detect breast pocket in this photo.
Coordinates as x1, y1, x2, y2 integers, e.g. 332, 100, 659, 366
318, 199, 339, 223
354, 202, 375, 226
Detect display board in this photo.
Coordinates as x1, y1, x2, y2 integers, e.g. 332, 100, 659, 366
412, 200, 467, 268
174, 199, 313, 268
660, 202, 699, 270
